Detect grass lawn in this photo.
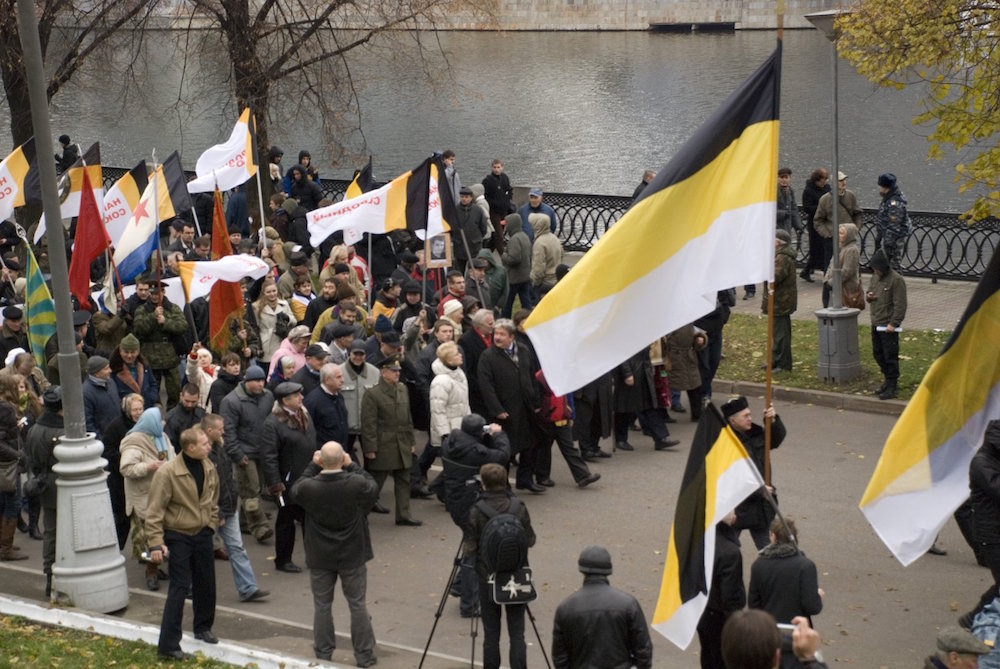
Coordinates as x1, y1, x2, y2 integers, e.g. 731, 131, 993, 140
0, 614, 239, 667
717, 313, 951, 401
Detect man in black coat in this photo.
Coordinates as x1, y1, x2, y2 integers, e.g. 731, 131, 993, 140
552, 545, 653, 669
722, 396, 785, 550
613, 348, 678, 452
697, 512, 746, 669
290, 441, 379, 667
961, 420, 1000, 628
25, 388, 64, 597
303, 364, 349, 454
260, 382, 316, 573
481, 159, 514, 229
459, 309, 494, 417
165, 385, 206, 451
290, 344, 328, 396
478, 318, 542, 493
574, 372, 614, 460
441, 415, 511, 617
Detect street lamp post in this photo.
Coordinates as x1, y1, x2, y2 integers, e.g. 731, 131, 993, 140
805, 9, 863, 383
15, 0, 128, 611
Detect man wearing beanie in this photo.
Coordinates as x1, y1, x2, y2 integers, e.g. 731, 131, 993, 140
764, 229, 797, 372
111, 334, 159, 408
721, 396, 786, 549
82, 356, 120, 442
875, 172, 911, 272
866, 248, 907, 400
552, 545, 653, 669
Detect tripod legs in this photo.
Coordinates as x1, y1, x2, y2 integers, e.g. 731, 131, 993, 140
525, 605, 553, 669
418, 540, 463, 669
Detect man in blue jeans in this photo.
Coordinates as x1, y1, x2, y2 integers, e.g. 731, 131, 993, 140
202, 414, 269, 603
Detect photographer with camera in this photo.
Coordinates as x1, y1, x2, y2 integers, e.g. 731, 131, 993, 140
441, 414, 511, 618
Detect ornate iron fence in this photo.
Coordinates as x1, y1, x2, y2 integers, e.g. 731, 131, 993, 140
99, 169, 996, 281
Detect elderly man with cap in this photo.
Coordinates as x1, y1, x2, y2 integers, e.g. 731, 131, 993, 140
552, 545, 653, 669
340, 340, 381, 470
465, 256, 493, 312
517, 188, 558, 244
110, 333, 159, 407
876, 172, 911, 272
219, 365, 276, 543
82, 356, 120, 442
291, 343, 328, 396
362, 355, 420, 526
391, 250, 420, 286
368, 330, 403, 369
452, 184, 489, 271
260, 381, 316, 573
133, 280, 189, 408
812, 170, 864, 305
763, 229, 797, 373
268, 324, 312, 378
278, 249, 313, 300
722, 397, 785, 549
0, 306, 27, 363
26, 386, 65, 597
926, 626, 990, 668
323, 323, 356, 364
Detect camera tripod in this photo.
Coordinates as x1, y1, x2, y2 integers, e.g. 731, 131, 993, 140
418, 538, 551, 669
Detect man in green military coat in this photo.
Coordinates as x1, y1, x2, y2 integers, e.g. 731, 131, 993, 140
361, 356, 420, 527
132, 279, 189, 408
762, 229, 797, 372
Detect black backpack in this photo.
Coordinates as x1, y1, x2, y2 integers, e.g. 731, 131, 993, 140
476, 497, 529, 575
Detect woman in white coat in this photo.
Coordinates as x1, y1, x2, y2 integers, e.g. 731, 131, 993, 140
419, 342, 471, 491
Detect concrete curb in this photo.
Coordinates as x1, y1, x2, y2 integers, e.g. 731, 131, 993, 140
0, 593, 345, 668
713, 378, 906, 417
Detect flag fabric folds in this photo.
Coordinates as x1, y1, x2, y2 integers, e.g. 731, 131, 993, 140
178, 254, 270, 303
103, 161, 148, 247
67, 168, 112, 310
307, 154, 456, 248
113, 151, 192, 282
24, 245, 56, 369
207, 188, 245, 354
523, 45, 781, 396
187, 108, 258, 193
651, 405, 762, 649
345, 156, 374, 200
860, 249, 1000, 566
34, 143, 103, 243
0, 138, 41, 223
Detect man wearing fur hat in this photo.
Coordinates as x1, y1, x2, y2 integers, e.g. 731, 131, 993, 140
721, 397, 786, 550
875, 173, 911, 272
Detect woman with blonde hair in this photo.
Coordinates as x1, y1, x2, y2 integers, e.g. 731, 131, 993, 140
253, 277, 296, 361
103, 393, 145, 549
0, 374, 40, 540
119, 407, 173, 591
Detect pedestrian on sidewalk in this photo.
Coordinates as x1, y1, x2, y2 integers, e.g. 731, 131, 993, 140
801, 168, 832, 283
875, 173, 911, 272
763, 229, 797, 373
866, 249, 907, 400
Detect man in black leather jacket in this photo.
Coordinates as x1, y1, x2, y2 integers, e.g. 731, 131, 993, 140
440, 414, 510, 618
551, 545, 653, 669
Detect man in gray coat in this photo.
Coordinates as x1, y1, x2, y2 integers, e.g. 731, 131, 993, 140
219, 365, 275, 543
501, 212, 533, 318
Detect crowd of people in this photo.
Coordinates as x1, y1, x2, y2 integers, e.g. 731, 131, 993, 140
0, 148, 968, 668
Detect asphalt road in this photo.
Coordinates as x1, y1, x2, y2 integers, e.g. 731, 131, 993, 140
0, 396, 989, 668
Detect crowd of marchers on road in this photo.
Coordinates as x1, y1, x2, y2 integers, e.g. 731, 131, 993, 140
0, 143, 989, 668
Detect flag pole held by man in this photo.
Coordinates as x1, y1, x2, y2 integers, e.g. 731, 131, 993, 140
860, 247, 1000, 566
523, 45, 782, 396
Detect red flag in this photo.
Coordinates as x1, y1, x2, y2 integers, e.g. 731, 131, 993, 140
68, 168, 111, 310
208, 189, 244, 354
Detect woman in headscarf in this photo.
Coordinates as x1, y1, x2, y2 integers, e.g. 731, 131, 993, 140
119, 407, 173, 590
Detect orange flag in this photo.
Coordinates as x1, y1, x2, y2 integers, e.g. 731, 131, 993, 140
208, 189, 245, 355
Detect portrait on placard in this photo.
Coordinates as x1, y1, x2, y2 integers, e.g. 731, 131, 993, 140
425, 233, 451, 269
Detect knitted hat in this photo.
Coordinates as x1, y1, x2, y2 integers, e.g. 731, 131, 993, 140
374, 315, 393, 333
281, 197, 298, 213
461, 413, 486, 436
244, 365, 266, 381
775, 229, 791, 245
86, 356, 110, 376
578, 545, 613, 575
119, 334, 141, 352
442, 299, 463, 317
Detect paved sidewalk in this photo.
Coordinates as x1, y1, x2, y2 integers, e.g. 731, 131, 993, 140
731, 274, 975, 332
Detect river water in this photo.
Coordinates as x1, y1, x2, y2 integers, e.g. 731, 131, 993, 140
4, 29, 974, 212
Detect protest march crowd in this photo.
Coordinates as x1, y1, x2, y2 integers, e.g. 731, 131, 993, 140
0, 130, 986, 669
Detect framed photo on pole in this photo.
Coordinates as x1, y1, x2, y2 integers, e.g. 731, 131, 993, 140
425, 233, 451, 269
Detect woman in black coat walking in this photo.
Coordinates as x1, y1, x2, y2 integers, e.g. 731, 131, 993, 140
748, 517, 824, 626
801, 168, 832, 282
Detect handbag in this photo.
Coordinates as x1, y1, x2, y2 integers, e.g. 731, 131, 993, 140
0, 460, 18, 494
489, 566, 537, 605
842, 283, 866, 310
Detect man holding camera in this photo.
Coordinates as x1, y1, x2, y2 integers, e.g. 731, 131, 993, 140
441, 414, 511, 618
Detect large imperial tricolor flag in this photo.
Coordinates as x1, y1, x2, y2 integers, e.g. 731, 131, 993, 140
113, 151, 192, 282
651, 405, 762, 648
860, 249, 1000, 566
103, 161, 149, 246
34, 143, 103, 243
307, 154, 456, 248
523, 45, 781, 396
187, 108, 258, 193
0, 138, 41, 223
